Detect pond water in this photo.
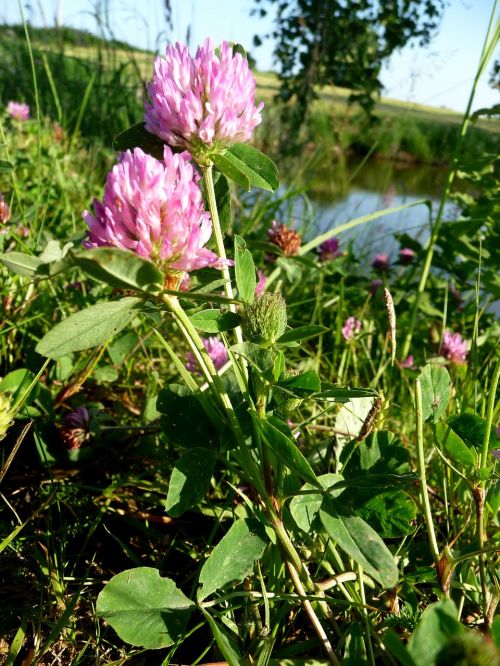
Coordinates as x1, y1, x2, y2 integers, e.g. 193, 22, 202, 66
288, 157, 458, 260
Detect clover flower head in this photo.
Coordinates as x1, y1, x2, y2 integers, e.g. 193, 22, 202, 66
399, 247, 416, 265
185, 337, 228, 375
7, 101, 30, 121
60, 407, 91, 450
372, 253, 390, 272
342, 316, 361, 341
83, 146, 225, 274
145, 39, 263, 159
317, 238, 339, 262
440, 330, 468, 365
268, 220, 301, 256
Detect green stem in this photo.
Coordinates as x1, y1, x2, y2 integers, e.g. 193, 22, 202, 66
161, 293, 267, 492
401, 5, 500, 359
162, 291, 338, 657
202, 164, 244, 346
415, 379, 440, 564
357, 564, 376, 666
477, 359, 500, 624
480, 359, 500, 470
286, 561, 340, 666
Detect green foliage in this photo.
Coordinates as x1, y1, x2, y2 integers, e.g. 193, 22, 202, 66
448, 413, 499, 451
96, 567, 194, 649
71, 247, 163, 293
319, 495, 398, 588
189, 309, 240, 333
0, 26, 147, 145
258, 416, 318, 484
166, 448, 217, 517
418, 365, 451, 423
1, 18, 499, 666
234, 234, 257, 303
408, 599, 463, 666
198, 518, 268, 601
212, 144, 279, 191
35, 297, 144, 358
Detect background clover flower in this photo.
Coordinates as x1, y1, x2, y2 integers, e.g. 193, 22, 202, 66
0, 193, 10, 224
372, 252, 390, 272
369, 279, 383, 295
317, 238, 339, 262
7, 101, 30, 121
399, 247, 416, 264
83, 146, 225, 273
268, 220, 301, 256
440, 330, 468, 364
145, 39, 263, 156
186, 337, 228, 375
342, 316, 361, 341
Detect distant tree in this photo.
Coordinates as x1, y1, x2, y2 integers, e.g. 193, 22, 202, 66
252, 0, 446, 145
489, 58, 500, 90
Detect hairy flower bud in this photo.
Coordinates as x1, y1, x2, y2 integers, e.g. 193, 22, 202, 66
274, 368, 303, 416
241, 292, 287, 345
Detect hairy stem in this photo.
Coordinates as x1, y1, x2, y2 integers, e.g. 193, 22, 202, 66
202, 164, 244, 345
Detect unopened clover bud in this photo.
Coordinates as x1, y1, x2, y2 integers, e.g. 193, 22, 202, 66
435, 631, 499, 666
0, 392, 14, 441
274, 368, 303, 416
241, 292, 287, 345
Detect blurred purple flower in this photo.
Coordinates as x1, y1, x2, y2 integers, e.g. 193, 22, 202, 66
60, 407, 91, 450
317, 238, 339, 262
342, 316, 361, 341
186, 336, 228, 374
7, 101, 30, 121
64, 406, 90, 429
84, 147, 226, 273
372, 253, 390, 272
440, 330, 468, 365
369, 279, 383, 295
399, 247, 416, 265
145, 39, 263, 156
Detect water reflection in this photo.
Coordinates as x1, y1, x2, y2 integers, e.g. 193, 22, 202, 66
290, 158, 458, 258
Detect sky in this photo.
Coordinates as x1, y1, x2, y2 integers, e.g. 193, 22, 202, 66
2, 0, 499, 113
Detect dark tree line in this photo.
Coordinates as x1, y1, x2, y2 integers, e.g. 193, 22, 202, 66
251, 0, 447, 142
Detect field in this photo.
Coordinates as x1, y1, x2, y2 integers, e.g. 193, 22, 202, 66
0, 23, 499, 666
